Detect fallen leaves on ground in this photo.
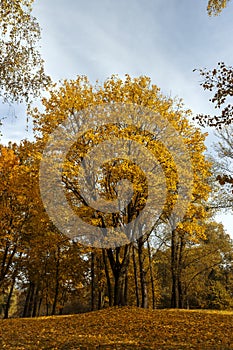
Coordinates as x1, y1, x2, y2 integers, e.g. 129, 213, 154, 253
0, 307, 233, 349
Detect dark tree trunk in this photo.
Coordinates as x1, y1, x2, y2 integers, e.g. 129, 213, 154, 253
98, 289, 104, 310
3, 252, 21, 319
91, 251, 96, 311
102, 249, 113, 307
132, 245, 140, 307
178, 234, 184, 308
0, 243, 17, 289
124, 272, 128, 306
23, 281, 35, 317
171, 229, 178, 308
171, 229, 185, 308
37, 297, 43, 317
52, 247, 60, 316
32, 284, 39, 317
46, 303, 50, 316
4, 275, 16, 319
138, 237, 148, 308
27, 282, 35, 317
97, 252, 105, 310
147, 239, 156, 309
113, 269, 121, 306
22, 283, 31, 318
22, 281, 36, 317
107, 245, 130, 306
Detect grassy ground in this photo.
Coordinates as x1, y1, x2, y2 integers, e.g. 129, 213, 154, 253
0, 307, 233, 349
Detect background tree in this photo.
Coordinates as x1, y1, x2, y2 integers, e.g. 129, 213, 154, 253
156, 221, 233, 309
0, 0, 50, 104
194, 62, 233, 128
194, 63, 233, 190
215, 125, 233, 196
0, 141, 39, 317
195, 2, 233, 187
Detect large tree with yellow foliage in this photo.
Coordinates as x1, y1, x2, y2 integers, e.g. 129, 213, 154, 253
31, 75, 211, 307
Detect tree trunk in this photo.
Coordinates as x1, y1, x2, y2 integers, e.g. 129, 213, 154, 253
102, 249, 113, 307
171, 229, 178, 308
4, 275, 16, 319
124, 272, 128, 306
98, 289, 104, 309
178, 234, 184, 308
107, 245, 130, 306
52, 247, 60, 316
0, 243, 17, 289
91, 251, 96, 311
22, 281, 36, 317
46, 302, 50, 316
132, 245, 140, 307
113, 269, 122, 306
28, 282, 35, 317
32, 284, 39, 317
171, 229, 185, 308
138, 237, 148, 308
37, 297, 43, 317
147, 239, 156, 309
97, 252, 105, 310
22, 283, 31, 317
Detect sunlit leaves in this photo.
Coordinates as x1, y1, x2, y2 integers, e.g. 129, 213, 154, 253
207, 0, 231, 16
32, 75, 211, 244
1, 307, 233, 349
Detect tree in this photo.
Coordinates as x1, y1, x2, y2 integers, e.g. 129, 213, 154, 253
31, 74, 212, 308
0, 141, 38, 317
194, 62, 233, 128
215, 125, 233, 195
195, 2, 233, 188
21, 228, 88, 317
0, 140, 92, 318
0, 144, 26, 291
207, 0, 231, 16
184, 222, 233, 310
194, 63, 233, 190
169, 127, 211, 308
0, 0, 50, 104
156, 221, 233, 309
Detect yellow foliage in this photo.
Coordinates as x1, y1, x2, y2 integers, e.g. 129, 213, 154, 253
207, 0, 230, 15
0, 307, 233, 349
32, 75, 212, 245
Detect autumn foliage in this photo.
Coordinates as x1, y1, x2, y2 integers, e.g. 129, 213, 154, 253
1, 307, 233, 349
2, 74, 231, 321
0, 1, 233, 349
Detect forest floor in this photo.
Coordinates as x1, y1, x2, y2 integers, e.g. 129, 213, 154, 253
0, 306, 233, 349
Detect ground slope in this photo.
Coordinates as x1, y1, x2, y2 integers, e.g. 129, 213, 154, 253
0, 307, 233, 349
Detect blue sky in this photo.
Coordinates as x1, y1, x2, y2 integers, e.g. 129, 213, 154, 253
1, 0, 232, 235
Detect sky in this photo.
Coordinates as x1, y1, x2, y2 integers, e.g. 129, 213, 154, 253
1, 0, 232, 235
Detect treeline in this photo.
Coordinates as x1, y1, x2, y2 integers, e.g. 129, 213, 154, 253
1, 0, 233, 320
0, 76, 232, 319
0, 147, 232, 318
